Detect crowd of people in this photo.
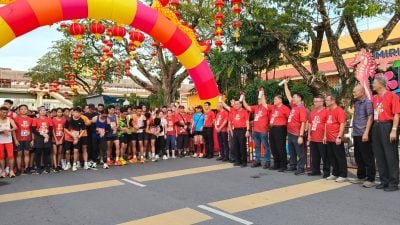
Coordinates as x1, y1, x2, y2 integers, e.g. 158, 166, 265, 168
0, 76, 398, 191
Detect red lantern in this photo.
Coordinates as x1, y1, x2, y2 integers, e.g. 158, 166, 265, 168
89, 21, 106, 39
68, 22, 85, 39
91, 75, 97, 81
200, 41, 211, 54
76, 42, 83, 49
231, 0, 243, 4
215, 27, 223, 36
60, 22, 67, 30
151, 51, 157, 57
159, 0, 169, 6
215, 20, 223, 27
214, 12, 225, 21
129, 30, 145, 47
215, 0, 225, 10
111, 25, 126, 41
232, 20, 242, 28
170, 0, 180, 8
174, 10, 180, 18
64, 65, 70, 70
125, 65, 131, 70
107, 52, 113, 58
232, 4, 242, 14
215, 40, 223, 47
102, 47, 110, 53
72, 55, 79, 61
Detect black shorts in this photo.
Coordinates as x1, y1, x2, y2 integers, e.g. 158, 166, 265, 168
137, 133, 145, 142
119, 135, 128, 144
194, 131, 203, 136
17, 141, 31, 151
79, 137, 88, 146
130, 133, 138, 142
64, 141, 74, 152
106, 136, 119, 142
177, 134, 189, 149
126, 133, 134, 142
145, 133, 156, 141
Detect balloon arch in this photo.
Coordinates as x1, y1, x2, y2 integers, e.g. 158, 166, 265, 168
0, 0, 220, 99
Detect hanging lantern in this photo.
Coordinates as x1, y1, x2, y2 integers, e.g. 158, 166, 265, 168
99, 74, 106, 80
215, 0, 224, 11
59, 22, 67, 30
64, 65, 70, 71
68, 21, 85, 40
89, 21, 106, 39
110, 25, 126, 41
215, 39, 223, 48
76, 42, 83, 49
170, 0, 180, 8
159, 0, 169, 7
91, 75, 97, 81
129, 30, 145, 47
174, 10, 181, 18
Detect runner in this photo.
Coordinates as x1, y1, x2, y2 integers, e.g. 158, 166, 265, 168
0, 106, 17, 178
13, 104, 33, 175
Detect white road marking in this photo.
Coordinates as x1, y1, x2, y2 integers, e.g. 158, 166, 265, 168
121, 178, 147, 187
198, 205, 253, 225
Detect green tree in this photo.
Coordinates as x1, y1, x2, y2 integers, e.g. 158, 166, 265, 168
242, 0, 400, 104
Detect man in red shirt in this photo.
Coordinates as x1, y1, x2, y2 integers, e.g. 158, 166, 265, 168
307, 95, 329, 177
222, 100, 250, 167
324, 94, 348, 183
269, 95, 290, 172
243, 92, 271, 169
203, 102, 215, 159
14, 104, 33, 175
283, 81, 308, 175
371, 76, 400, 191
215, 102, 229, 161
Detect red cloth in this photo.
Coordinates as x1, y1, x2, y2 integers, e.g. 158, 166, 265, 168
52, 117, 66, 142
204, 110, 215, 128
287, 104, 307, 135
215, 110, 229, 132
309, 108, 328, 143
269, 104, 290, 126
251, 105, 270, 133
230, 108, 249, 129
14, 116, 33, 141
32, 117, 53, 135
166, 115, 178, 135
325, 106, 346, 142
372, 91, 400, 121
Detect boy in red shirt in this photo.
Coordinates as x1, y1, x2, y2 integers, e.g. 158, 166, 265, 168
203, 102, 215, 159
13, 104, 33, 175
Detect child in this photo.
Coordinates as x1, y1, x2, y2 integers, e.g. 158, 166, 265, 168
13, 104, 33, 175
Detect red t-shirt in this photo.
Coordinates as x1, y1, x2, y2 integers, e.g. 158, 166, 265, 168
204, 110, 215, 128
325, 106, 346, 142
166, 115, 178, 135
373, 91, 400, 121
230, 108, 249, 129
14, 116, 33, 141
52, 117, 66, 142
269, 105, 290, 126
287, 104, 307, 135
251, 105, 270, 133
176, 113, 190, 135
309, 108, 328, 143
215, 110, 229, 132
32, 117, 53, 136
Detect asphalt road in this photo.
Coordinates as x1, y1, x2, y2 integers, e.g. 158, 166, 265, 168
0, 158, 399, 225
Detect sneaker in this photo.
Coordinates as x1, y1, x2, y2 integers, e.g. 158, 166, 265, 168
31, 169, 40, 175
139, 157, 145, 164
61, 159, 66, 170
335, 177, 347, 183
263, 162, 271, 169
76, 162, 81, 169
151, 156, 157, 162
103, 163, 109, 169
193, 153, 198, 158
72, 164, 77, 172
172, 155, 177, 159
384, 186, 399, 192
199, 153, 203, 158
64, 163, 71, 171
284, 168, 296, 173
115, 160, 122, 166
16, 169, 22, 176
362, 181, 376, 188
106, 159, 112, 166
155, 155, 160, 160
90, 162, 97, 168
251, 161, 261, 168
294, 170, 305, 176
326, 175, 337, 180
120, 158, 127, 165
5, 167, 9, 176
130, 158, 138, 163
162, 155, 168, 160
83, 163, 89, 170
348, 178, 366, 184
